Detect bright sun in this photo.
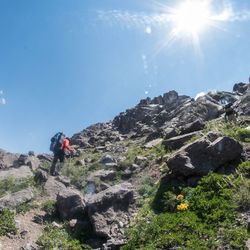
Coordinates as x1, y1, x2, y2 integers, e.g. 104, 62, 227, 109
170, 0, 212, 36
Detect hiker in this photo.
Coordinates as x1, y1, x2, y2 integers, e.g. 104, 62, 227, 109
50, 132, 74, 176
224, 103, 237, 123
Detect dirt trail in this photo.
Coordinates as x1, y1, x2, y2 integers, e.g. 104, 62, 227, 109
0, 208, 45, 250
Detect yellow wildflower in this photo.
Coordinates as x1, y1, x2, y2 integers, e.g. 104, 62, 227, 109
177, 203, 188, 211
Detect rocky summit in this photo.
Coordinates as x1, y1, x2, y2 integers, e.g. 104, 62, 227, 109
1, 82, 250, 249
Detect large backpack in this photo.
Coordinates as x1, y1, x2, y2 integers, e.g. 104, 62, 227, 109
50, 132, 65, 152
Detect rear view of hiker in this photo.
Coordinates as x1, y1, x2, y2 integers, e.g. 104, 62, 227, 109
224, 102, 237, 123
50, 132, 73, 176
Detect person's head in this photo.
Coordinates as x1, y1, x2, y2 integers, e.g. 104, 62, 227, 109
65, 137, 70, 142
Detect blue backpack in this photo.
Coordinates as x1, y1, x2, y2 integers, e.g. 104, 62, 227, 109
50, 132, 65, 152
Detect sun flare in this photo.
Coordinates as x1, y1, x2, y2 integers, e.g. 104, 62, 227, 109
170, 0, 212, 36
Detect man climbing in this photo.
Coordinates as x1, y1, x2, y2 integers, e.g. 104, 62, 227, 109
224, 102, 237, 123
50, 132, 74, 176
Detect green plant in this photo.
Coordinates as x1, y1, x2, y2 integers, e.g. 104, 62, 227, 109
122, 211, 216, 250
42, 200, 56, 216
61, 164, 87, 189
162, 191, 178, 212
0, 177, 34, 198
88, 162, 103, 172
236, 128, 250, 142
188, 173, 235, 225
123, 172, 249, 250
16, 200, 39, 214
37, 225, 91, 250
237, 161, 250, 177
0, 208, 17, 236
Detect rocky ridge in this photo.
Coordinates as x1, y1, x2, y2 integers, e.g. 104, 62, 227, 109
0, 82, 250, 249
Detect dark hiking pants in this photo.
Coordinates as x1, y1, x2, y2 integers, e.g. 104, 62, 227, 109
50, 150, 65, 175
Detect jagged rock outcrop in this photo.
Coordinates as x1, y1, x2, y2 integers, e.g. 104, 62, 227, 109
233, 82, 249, 95
167, 133, 243, 177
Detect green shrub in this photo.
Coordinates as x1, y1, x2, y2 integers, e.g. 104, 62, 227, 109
122, 211, 216, 250
88, 162, 103, 171
188, 173, 235, 225
233, 184, 250, 212
123, 172, 249, 250
236, 128, 250, 142
61, 164, 87, 189
162, 191, 178, 212
0, 208, 17, 236
16, 200, 38, 214
37, 225, 91, 250
237, 161, 250, 177
42, 200, 56, 217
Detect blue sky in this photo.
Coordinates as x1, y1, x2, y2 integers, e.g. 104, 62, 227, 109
0, 0, 250, 153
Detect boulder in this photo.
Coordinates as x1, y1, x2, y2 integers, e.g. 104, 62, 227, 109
88, 170, 116, 182
144, 138, 163, 149
100, 155, 117, 165
0, 165, 33, 180
134, 156, 148, 167
27, 156, 41, 171
43, 177, 67, 201
0, 187, 33, 210
179, 119, 205, 135
167, 134, 243, 177
34, 169, 48, 184
56, 188, 86, 220
75, 159, 85, 166
87, 183, 134, 239
163, 131, 201, 151
0, 149, 19, 169
18, 154, 41, 170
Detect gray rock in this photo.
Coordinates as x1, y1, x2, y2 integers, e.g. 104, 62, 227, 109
179, 119, 205, 135
56, 188, 86, 220
0, 187, 33, 210
167, 134, 243, 177
163, 131, 201, 151
34, 169, 48, 184
88, 170, 116, 182
0, 149, 19, 169
75, 159, 85, 166
100, 155, 116, 165
43, 177, 67, 201
144, 138, 163, 149
26, 156, 41, 171
0, 165, 33, 181
55, 175, 71, 187
87, 183, 134, 239
233, 82, 249, 95
134, 156, 148, 167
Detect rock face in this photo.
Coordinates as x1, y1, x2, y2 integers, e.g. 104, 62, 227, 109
56, 188, 86, 220
167, 133, 243, 177
0, 188, 34, 209
87, 183, 134, 240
